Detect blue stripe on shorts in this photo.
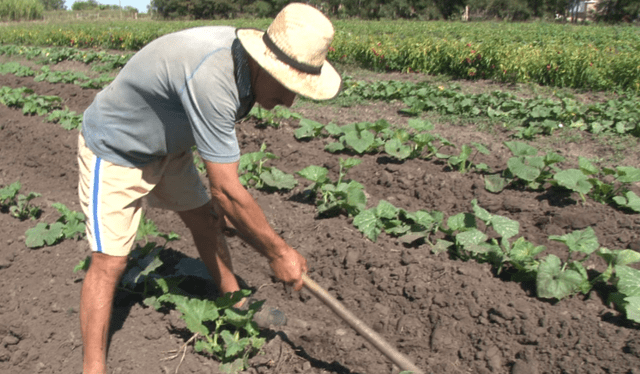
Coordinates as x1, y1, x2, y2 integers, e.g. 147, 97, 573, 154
92, 157, 103, 253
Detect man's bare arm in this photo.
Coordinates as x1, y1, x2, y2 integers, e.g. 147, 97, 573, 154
205, 160, 307, 290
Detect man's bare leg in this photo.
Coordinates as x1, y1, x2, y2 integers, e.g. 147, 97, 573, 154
80, 252, 128, 374
178, 203, 240, 297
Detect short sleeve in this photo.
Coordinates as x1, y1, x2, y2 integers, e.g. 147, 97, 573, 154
180, 49, 241, 164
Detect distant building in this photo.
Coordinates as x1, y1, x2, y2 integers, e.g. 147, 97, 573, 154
568, 0, 599, 21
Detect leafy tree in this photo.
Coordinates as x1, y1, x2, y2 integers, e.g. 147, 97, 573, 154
71, 0, 99, 11
39, 0, 65, 10
597, 0, 640, 22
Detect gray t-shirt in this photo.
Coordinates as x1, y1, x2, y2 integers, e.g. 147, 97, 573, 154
81, 26, 255, 167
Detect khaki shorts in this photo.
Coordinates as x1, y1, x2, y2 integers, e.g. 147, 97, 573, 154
78, 134, 210, 256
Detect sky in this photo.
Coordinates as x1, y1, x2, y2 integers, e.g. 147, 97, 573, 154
63, 0, 152, 13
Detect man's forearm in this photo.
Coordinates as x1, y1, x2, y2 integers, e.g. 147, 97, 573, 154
210, 186, 288, 261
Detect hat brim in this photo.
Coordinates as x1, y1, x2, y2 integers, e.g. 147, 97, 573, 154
237, 28, 342, 101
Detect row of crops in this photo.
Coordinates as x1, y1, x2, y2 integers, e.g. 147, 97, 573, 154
1, 41, 640, 325
1, 22, 640, 370
2, 42, 640, 140
0, 20, 639, 91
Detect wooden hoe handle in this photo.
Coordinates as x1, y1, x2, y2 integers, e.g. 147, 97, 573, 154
301, 273, 425, 374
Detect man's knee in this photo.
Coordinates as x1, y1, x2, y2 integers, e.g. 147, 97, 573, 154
88, 252, 129, 280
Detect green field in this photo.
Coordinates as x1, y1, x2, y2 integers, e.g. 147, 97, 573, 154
1, 18, 639, 91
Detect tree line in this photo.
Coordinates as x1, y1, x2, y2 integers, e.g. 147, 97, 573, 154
1, 0, 638, 23
148, 0, 638, 22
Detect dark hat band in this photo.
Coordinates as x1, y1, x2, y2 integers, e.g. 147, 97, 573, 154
262, 32, 322, 75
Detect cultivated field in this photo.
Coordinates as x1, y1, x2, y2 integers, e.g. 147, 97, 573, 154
1, 19, 639, 374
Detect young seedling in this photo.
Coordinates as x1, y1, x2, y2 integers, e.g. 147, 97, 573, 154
353, 199, 443, 244
485, 141, 564, 192
1, 181, 41, 220
25, 202, 85, 248
297, 157, 366, 217
537, 227, 600, 300
238, 143, 298, 191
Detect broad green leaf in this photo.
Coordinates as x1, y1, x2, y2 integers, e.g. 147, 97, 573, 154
578, 157, 598, 175
543, 152, 565, 166
0, 181, 21, 202
431, 239, 453, 254
220, 330, 246, 358
294, 118, 324, 140
194, 339, 215, 354
507, 157, 540, 182
484, 174, 507, 193
614, 265, 640, 297
536, 254, 584, 300
324, 141, 345, 153
354, 209, 381, 241
597, 248, 640, 267
375, 200, 398, 220
491, 215, 520, 239
612, 191, 640, 212
62, 219, 85, 239
224, 307, 253, 329
447, 212, 476, 231
504, 141, 538, 156
344, 129, 375, 154
509, 237, 546, 263
568, 261, 592, 294
616, 166, 640, 183
25, 222, 64, 248
259, 168, 297, 190
407, 118, 434, 132
471, 142, 490, 155
385, 138, 412, 160
219, 357, 246, 373
553, 169, 592, 195
409, 210, 438, 230
345, 181, 367, 213
471, 199, 492, 222
297, 165, 329, 183
549, 227, 599, 255
137, 254, 163, 281
324, 122, 343, 137
175, 257, 212, 279
172, 297, 219, 336
622, 296, 640, 323
340, 157, 362, 170
456, 228, 487, 247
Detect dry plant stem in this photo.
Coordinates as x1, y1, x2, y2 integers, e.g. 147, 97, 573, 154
163, 333, 199, 361
302, 274, 425, 374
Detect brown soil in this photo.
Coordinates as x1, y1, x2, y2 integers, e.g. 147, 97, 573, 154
1, 63, 640, 374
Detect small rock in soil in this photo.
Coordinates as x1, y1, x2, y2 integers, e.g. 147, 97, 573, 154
511, 359, 538, 374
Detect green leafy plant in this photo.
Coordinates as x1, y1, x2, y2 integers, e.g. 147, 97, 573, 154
552, 157, 640, 205
536, 227, 599, 300
238, 143, 298, 191
25, 202, 85, 248
110, 228, 265, 373
248, 105, 301, 128
485, 141, 564, 193
158, 291, 266, 372
0, 181, 22, 212
440, 142, 490, 173
294, 118, 326, 140
595, 247, 640, 323
297, 157, 366, 217
46, 108, 83, 130
0, 181, 41, 220
324, 121, 387, 154
353, 199, 443, 244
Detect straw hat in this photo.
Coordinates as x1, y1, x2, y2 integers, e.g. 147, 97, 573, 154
236, 3, 341, 101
